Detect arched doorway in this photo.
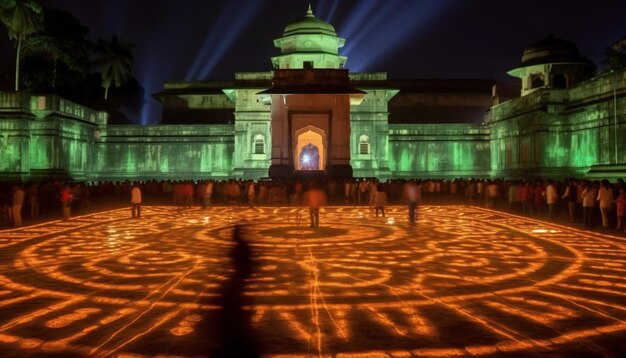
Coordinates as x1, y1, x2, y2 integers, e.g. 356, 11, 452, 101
299, 143, 320, 170
295, 126, 326, 171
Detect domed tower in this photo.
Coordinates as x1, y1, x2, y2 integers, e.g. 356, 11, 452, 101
271, 4, 347, 69
508, 35, 595, 96
263, 5, 363, 179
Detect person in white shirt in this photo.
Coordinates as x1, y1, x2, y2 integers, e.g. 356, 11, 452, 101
545, 181, 559, 219
596, 179, 614, 228
131, 184, 142, 218
581, 181, 597, 229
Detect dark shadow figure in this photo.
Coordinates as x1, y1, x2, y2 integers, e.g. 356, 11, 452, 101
210, 224, 260, 357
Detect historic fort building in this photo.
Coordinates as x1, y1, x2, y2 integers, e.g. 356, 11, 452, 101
1, 6, 624, 181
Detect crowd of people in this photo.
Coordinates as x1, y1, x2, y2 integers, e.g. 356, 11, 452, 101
1, 177, 624, 234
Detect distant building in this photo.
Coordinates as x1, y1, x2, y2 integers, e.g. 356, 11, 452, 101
0, 6, 624, 181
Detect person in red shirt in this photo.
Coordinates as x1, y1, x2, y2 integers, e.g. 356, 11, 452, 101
60, 184, 73, 221
303, 184, 327, 228
615, 187, 625, 232
533, 183, 545, 216
517, 181, 530, 214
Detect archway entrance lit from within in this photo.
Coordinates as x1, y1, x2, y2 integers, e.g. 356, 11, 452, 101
296, 129, 324, 171
299, 143, 320, 170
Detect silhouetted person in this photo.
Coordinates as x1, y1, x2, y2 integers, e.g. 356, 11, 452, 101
131, 183, 142, 218
303, 185, 327, 228
405, 181, 421, 225
60, 184, 73, 221
211, 225, 259, 357
11, 185, 25, 227
374, 184, 387, 217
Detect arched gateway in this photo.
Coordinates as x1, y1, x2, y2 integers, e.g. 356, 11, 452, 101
295, 126, 326, 171
262, 6, 365, 179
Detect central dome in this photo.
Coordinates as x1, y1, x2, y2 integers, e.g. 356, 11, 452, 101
272, 4, 347, 69
282, 5, 337, 37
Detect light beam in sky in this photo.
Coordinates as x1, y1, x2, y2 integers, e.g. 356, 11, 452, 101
185, 0, 262, 80
338, 0, 453, 71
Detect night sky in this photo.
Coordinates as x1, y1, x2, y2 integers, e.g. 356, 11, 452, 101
1, 0, 625, 124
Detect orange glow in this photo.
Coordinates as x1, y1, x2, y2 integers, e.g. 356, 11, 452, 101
0, 205, 625, 356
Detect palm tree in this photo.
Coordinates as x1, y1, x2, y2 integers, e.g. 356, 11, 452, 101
0, 0, 43, 91
93, 35, 133, 100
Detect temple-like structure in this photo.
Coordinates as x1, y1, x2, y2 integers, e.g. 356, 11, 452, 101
0, 7, 624, 181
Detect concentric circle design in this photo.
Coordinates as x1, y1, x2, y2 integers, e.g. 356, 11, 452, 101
0, 205, 625, 357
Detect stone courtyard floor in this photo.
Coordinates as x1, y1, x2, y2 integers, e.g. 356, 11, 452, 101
0, 205, 625, 357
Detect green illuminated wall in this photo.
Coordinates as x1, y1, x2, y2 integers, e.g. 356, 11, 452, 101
226, 72, 272, 179
96, 125, 234, 181
349, 73, 396, 178
0, 93, 103, 181
1, 68, 624, 183
387, 124, 491, 178
488, 69, 626, 179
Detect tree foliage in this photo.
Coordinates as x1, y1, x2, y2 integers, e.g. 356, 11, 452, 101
92, 35, 133, 99
22, 9, 91, 89
0, 0, 43, 90
1, 2, 142, 123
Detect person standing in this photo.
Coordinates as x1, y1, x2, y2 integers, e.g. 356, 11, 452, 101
60, 184, 73, 221
358, 180, 369, 205
28, 183, 39, 218
405, 180, 421, 225
518, 181, 530, 214
11, 186, 25, 227
247, 181, 256, 208
615, 187, 625, 232
485, 181, 499, 209
293, 181, 303, 205
596, 180, 613, 228
562, 180, 578, 222
304, 185, 327, 228
581, 182, 596, 229
465, 181, 475, 205
373, 184, 388, 217
545, 180, 559, 219
131, 183, 142, 218
204, 180, 214, 208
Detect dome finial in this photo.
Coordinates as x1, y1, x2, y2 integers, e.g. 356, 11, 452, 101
306, 3, 314, 18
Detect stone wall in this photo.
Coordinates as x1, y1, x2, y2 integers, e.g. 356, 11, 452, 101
387, 124, 491, 178
0, 93, 103, 182
488, 69, 626, 179
96, 125, 234, 181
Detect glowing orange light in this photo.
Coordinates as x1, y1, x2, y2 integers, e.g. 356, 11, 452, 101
0, 205, 624, 356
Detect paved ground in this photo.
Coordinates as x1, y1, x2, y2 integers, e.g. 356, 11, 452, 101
0, 205, 625, 357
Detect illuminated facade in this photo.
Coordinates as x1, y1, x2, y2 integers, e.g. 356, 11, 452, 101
0, 8, 624, 181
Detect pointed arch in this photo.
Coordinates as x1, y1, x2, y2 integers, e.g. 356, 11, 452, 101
294, 125, 327, 170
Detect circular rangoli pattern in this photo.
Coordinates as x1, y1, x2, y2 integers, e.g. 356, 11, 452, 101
0, 205, 625, 357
